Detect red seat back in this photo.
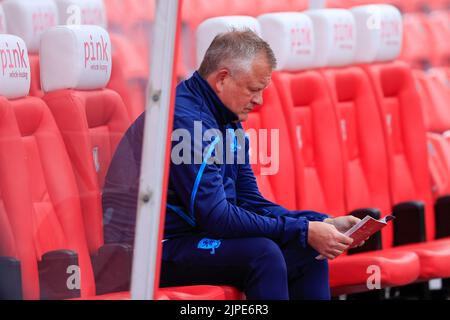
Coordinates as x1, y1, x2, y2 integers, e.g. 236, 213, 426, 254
12, 97, 96, 297
321, 67, 393, 247
0, 99, 40, 300
400, 13, 433, 68
274, 71, 346, 215
242, 84, 297, 210
40, 26, 131, 253
365, 61, 435, 242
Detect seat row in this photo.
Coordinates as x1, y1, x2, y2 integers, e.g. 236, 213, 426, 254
195, 5, 450, 296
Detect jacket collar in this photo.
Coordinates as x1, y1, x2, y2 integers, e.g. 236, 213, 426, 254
192, 71, 239, 125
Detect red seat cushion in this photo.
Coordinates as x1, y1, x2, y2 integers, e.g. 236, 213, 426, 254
77, 285, 243, 300
330, 249, 420, 295
159, 285, 243, 300
396, 239, 450, 280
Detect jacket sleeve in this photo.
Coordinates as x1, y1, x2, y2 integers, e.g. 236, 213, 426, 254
235, 134, 330, 222
169, 116, 311, 248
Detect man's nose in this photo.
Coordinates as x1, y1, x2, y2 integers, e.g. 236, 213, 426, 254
251, 91, 263, 106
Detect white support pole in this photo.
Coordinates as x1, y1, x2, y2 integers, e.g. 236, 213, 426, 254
130, 0, 180, 300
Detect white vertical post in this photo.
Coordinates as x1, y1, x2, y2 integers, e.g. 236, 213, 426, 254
131, 0, 180, 300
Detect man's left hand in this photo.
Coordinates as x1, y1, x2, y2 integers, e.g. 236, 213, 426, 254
324, 216, 367, 248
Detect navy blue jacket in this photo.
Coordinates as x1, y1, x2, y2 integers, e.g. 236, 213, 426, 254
102, 71, 328, 247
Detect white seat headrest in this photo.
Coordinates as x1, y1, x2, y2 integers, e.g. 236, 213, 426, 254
40, 25, 111, 92
0, 34, 30, 99
54, 0, 107, 28
351, 4, 402, 63
0, 6, 7, 34
305, 9, 356, 68
258, 12, 315, 71
196, 16, 261, 68
2, 0, 58, 54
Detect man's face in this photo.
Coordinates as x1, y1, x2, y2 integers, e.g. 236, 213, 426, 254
215, 56, 272, 122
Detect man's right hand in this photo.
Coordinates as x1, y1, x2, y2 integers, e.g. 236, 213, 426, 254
307, 221, 354, 260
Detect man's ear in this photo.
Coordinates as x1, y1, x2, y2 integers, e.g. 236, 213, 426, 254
214, 68, 230, 94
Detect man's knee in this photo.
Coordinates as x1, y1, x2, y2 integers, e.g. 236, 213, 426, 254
246, 238, 287, 275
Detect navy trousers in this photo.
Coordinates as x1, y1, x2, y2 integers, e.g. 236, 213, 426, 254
160, 236, 330, 300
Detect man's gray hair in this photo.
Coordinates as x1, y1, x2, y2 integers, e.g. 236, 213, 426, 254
198, 29, 277, 78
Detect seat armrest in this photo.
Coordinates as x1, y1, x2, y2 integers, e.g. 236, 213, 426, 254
434, 195, 450, 239
39, 250, 80, 300
0, 256, 23, 300
92, 243, 133, 295
393, 201, 426, 246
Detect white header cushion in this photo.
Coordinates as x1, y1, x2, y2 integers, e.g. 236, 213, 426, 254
2, 0, 58, 54
196, 16, 261, 68
0, 35, 30, 99
259, 13, 315, 71
351, 5, 403, 63
305, 9, 356, 68
0, 6, 7, 34
54, 0, 107, 28
40, 25, 111, 92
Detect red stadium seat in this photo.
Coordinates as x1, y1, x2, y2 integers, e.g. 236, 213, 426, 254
366, 61, 435, 241
400, 13, 433, 69
321, 67, 392, 243
427, 10, 450, 66
365, 60, 450, 280
103, 0, 127, 33
414, 69, 450, 200
274, 71, 347, 214
426, 133, 450, 199
0, 98, 39, 300
109, 33, 149, 121
12, 96, 98, 298
40, 25, 130, 253
415, 70, 450, 134
0, 33, 99, 298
